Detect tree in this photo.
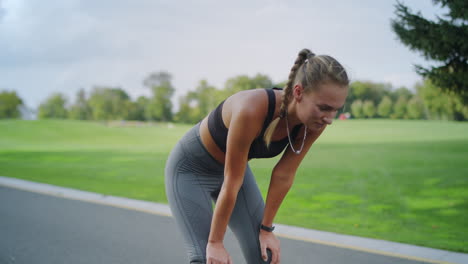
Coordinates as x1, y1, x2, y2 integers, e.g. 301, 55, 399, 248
38, 93, 68, 119
133, 96, 149, 121
416, 79, 468, 120
179, 80, 224, 122
143, 71, 175, 121
88, 86, 130, 120
389, 86, 413, 102
121, 101, 142, 121
0, 90, 23, 119
68, 88, 91, 120
391, 0, 468, 103
224, 74, 273, 96
407, 96, 425, 119
194, 80, 220, 120
251, 73, 274, 90
175, 93, 200, 124
391, 95, 408, 119
345, 81, 394, 118
362, 100, 376, 118
274, 80, 287, 89
348, 81, 392, 106
351, 100, 363, 118
378, 96, 393, 118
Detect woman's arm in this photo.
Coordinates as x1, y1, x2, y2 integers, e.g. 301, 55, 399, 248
206, 91, 269, 263
258, 126, 326, 263
262, 126, 326, 227
208, 105, 264, 243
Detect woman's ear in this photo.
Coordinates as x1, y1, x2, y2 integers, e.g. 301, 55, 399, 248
293, 84, 304, 102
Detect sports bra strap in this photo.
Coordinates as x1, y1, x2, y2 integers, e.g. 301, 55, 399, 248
260, 88, 277, 135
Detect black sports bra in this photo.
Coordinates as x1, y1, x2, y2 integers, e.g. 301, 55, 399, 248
207, 88, 303, 159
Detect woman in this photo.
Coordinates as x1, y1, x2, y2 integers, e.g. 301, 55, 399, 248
165, 48, 349, 264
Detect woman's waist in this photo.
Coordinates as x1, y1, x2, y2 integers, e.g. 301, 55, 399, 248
176, 121, 224, 172
199, 117, 226, 165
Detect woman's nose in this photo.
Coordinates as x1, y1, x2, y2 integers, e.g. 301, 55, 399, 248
322, 111, 337, 125
323, 116, 333, 125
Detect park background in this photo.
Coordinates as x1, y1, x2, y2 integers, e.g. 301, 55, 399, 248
1, 0, 467, 254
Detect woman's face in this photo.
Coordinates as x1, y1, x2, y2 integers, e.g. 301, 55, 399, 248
294, 82, 348, 130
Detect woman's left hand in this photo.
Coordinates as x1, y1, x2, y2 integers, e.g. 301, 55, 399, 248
259, 229, 281, 263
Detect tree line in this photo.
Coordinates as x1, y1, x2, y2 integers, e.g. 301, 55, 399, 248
1, 71, 467, 122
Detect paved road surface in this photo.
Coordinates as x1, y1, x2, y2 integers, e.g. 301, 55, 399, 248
0, 186, 434, 264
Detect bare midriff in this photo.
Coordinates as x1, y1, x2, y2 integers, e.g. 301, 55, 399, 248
199, 116, 226, 165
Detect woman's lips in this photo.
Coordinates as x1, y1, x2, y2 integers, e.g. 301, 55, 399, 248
314, 122, 324, 128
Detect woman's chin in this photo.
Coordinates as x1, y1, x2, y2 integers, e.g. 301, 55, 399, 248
308, 122, 325, 130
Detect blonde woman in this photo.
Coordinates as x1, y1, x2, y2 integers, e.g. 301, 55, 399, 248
165, 49, 349, 264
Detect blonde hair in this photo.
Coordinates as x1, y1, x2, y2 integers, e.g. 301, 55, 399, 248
264, 48, 349, 147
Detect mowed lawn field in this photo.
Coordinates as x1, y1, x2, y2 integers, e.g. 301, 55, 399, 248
1, 119, 467, 252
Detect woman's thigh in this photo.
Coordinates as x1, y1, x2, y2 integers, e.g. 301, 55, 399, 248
166, 165, 221, 263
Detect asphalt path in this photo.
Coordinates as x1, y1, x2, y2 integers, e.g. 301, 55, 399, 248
0, 185, 433, 264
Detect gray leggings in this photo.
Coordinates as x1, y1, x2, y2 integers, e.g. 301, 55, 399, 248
165, 123, 272, 263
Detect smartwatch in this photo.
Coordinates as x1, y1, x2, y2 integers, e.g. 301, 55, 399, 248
260, 224, 275, 232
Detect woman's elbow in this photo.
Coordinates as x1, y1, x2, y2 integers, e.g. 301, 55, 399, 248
272, 171, 295, 188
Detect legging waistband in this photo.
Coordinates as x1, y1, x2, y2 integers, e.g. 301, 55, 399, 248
176, 122, 224, 174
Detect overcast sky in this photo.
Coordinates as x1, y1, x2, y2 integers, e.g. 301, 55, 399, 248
0, 0, 447, 109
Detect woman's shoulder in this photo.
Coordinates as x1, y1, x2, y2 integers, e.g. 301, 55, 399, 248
225, 88, 272, 117
218, 88, 278, 131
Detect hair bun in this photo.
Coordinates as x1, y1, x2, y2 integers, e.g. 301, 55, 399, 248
299, 49, 312, 59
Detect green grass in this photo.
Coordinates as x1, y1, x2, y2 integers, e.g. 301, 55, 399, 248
1, 119, 467, 252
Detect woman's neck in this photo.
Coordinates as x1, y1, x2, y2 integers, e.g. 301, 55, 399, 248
286, 100, 302, 127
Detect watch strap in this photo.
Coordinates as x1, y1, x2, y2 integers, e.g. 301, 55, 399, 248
260, 224, 275, 232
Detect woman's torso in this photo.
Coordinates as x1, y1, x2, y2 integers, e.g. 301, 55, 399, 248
199, 88, 303, 164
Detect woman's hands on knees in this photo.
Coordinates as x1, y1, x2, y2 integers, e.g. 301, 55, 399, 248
206, 241, 233, 264
259, 230, 281, 263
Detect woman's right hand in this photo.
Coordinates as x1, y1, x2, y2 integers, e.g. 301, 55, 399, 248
206, 241, 233, 264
